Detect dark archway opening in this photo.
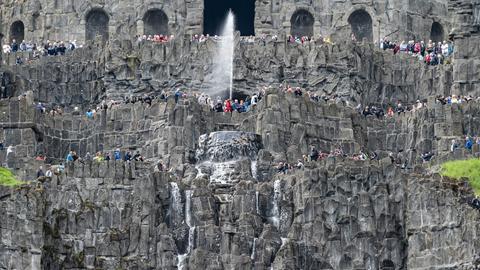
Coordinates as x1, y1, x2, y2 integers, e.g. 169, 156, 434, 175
10, 21, 24, 43
85, 9, 109, 42
348, 10, 373, 42
290, 10, 314, 37
203, 0, 255, 36
144, 9, 169, 36
430, 22, 444, 42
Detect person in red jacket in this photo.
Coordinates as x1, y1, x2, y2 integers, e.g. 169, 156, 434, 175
224, 99, 233, 112
425, 53, 431, 65
414, 41, 421, 54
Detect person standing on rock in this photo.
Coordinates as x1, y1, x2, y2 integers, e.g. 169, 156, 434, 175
37, 166, 45, 178
174, 89, 182, 104
124, 151, 132, 162
450, 140, 458, 153
66, 151, 74, 162
114, 149, 122, 160
310, 146, 319, 161
6, 146, 15, 168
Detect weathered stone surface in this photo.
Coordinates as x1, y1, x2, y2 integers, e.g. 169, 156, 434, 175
1, 0, 480, 268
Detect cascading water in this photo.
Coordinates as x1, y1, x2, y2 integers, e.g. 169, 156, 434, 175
196, 131, 262, 185
251, 238, 258, 260
255, 191, 260, 215
270, 179, 282, 229
178, 190, 194, 270
170, 182, 183, 225
207, 10, 235, 99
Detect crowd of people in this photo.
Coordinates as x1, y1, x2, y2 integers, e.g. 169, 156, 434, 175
197, 91, 263, 113
3, 39, 78, 63
65, 149, 145, 164
378, 38, 453, 65
286, 35, 333, 45
3, 39, 79, 65
136, 34, 175, 43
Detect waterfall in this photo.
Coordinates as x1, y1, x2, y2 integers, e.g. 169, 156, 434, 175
170, 182, 183, 223
185, 190, 193, 227
195, 131, 262, 184
178, 190, 194, 270
251, 238, 258, 260
271, 180, 281, 229
255, 191, 260, 215
208, 11, 235, 99
251, 160, 258, 180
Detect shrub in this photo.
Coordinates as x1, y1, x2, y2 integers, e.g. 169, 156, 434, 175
441, 159, 480, 195
0, 167, 25, 187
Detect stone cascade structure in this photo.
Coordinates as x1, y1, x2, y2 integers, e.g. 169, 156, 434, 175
0, 0, 480, 268
1, 40, 455, 111
0, 0, 451, 44
0, 89, 479, 269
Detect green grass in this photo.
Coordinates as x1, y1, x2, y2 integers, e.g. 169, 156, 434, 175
441, 159, 480, 195
0, 167, 25, 187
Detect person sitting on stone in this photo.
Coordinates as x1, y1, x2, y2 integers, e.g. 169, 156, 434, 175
86, 109, 94, 119
37, 166, 45, 178
174, 89, 182, 104
451, 139, 458, 152
231, 99, 239, 112
421, 152, 434, 162
362, 106, 373, 117
11, 39, 18, 52
396, 101, 405, 114
66, 151, 74, 162
387, 107, 394, 117
426, 40, 434, 54
294, 87, 303, 97
389, 152, 395, 164
310, 146, 319, 161
93, 152, 104, 162
296, 159, 304, 169
157, 160, 165, 172
214, 101, 223, 112
224, 99, 233, 113
124, 151, 132, 162
45, 166, 53, 179
133, 151, 144, 162
276, 162, 287, 174
72, 151, 81, 163
84, 152, 92, 162
114, 149, 122, 160
358, 151, 367, 161
36, 102, 45, 113
465, 136, 474, 151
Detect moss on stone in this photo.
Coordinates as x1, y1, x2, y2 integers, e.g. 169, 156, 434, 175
0, 167, 25, 187
441, 159, 480, 195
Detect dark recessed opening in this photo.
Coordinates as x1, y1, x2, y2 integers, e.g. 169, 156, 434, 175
348, 10, 373, 42
290, 9, 314, 37
430, 22, 444, 42
10, 21, 24, 43
203, 0, 255, 36
85, 9, 109, 42
144, 9, 169, 36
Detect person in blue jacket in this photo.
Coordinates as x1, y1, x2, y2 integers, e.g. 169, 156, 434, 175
114, 149, 122, 160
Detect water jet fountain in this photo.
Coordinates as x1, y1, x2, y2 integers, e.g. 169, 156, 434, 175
207, 10, 235, 99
